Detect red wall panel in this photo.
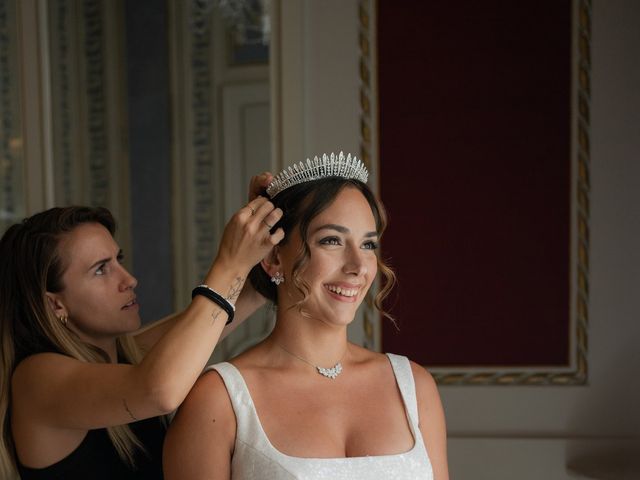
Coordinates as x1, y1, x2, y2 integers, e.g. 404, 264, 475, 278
378, 1, 572, 366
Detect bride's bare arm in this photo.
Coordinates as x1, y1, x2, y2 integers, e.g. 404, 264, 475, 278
163, 370, 236, 479
133, 172, 273, 353
133, 282, 265, 354
413, 361, 449, 480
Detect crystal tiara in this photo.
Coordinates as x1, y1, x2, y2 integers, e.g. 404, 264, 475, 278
266, 152, 368, 198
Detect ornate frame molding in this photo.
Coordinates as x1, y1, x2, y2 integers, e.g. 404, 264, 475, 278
358, 0, 378, 350
366, 0, 591, 385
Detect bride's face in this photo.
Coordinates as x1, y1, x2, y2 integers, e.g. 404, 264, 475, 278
276, 186, 379, 327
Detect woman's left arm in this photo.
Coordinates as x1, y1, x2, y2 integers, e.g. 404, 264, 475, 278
132, 282, 265, 353
132, 171, 273, 353
412, 361, 450, 480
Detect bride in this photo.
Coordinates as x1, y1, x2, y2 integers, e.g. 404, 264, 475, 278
164, 153, 449, 479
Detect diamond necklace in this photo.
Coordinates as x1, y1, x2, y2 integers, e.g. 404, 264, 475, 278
276, 343, 346, 380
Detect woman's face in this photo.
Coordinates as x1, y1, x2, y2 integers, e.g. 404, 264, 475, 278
276, 186, 379, 326
49, 223, 140, 347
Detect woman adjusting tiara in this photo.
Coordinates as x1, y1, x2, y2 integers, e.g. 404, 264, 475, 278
0, 176, 282, 479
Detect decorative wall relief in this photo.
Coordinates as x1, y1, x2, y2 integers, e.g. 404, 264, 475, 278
170, 0, 272, 361
47, 0, 131, 252
0, 0, 26, 233
170, 0, 220, 306
189, 15, 219, 284
0, 0, 130, 252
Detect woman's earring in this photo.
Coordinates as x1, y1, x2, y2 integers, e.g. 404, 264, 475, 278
270, 272, 284, 285
58, 314, 68, 326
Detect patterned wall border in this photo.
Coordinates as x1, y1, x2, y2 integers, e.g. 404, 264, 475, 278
366, 0, 591, 385
0, 0, 129, 250
0, 0, 25, 233
573, 0, 591, 385
45, 0, 131, 257
189, 0, 219, 283
170, 0, 225, 309
82, 0, 110, 207
51, 0, 75, 205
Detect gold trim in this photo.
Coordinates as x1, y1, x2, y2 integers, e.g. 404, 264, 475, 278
359, 0, 376, 349
574, 0, 591, 386
358, 0, 380, 350
366, 0, 591, 385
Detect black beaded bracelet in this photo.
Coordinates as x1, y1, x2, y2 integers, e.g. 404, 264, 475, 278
191, 285, 235, 325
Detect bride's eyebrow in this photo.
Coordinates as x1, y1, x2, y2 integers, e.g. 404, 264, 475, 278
312, 224, 348, 234
312, 224, 378, 238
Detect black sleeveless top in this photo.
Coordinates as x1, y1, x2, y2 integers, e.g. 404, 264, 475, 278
17, 416, 166, 479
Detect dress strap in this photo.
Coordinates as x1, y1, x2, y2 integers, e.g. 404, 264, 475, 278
385, 353, 420, 428
206, 362, 262, 445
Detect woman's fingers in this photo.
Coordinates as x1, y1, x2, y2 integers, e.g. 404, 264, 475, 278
243, 196, 268, 218
260, 207, 285, 246
242, 197, 282, 236
269, 228, 285, 245
248, 172, 273, 201
258, 205, 283, 233
250, 199, 284, 246
216, 197, 283, 271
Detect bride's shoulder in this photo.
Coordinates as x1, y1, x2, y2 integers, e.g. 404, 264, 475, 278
364, 349, 439, 394
396, 358, 441, 409
349, 343, 385, 364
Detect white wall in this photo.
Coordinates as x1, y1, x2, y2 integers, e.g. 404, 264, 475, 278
277, 0, 640, 477
275, 0, 360, 165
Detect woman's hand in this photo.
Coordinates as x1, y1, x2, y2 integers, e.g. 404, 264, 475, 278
248, 172, 274, 200
215, 196, 284, 275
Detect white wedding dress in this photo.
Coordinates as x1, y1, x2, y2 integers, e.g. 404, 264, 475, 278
207, 353, 434, 479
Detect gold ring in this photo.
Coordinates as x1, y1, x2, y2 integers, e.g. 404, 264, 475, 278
247, 205, 256, 215
262, 219, 273, 229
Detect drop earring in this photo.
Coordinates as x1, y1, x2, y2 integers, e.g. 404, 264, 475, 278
270, 272, 284, 285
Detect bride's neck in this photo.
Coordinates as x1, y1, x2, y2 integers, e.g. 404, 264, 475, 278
269, 314, 349, 366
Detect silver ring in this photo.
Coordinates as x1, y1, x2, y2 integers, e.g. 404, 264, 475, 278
247, 205, 256, 215
262, 219, 273, 229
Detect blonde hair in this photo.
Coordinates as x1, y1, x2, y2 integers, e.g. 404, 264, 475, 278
0, 207, 147, 478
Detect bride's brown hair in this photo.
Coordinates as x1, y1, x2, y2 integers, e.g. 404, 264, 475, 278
249, 178, 396, 319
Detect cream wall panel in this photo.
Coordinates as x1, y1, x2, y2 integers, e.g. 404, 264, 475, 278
213, 81, 273, 363
222, 83, 271, 218
450, 437, 638, 479
272, 0, 304, 168
449, 438, 571, 479
276, 0, 360, 164
302, 0, 360, 159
